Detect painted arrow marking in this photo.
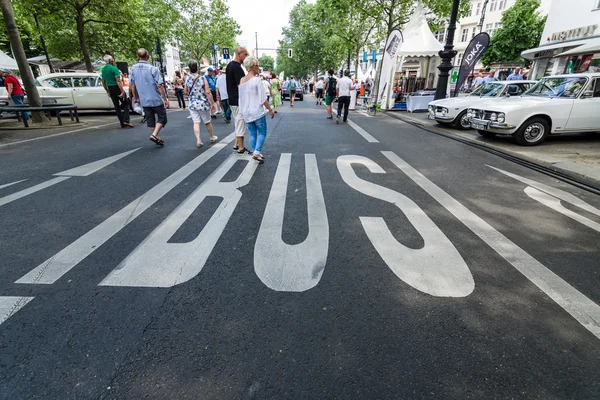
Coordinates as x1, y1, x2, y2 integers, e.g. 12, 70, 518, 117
0, 179, 28, 190
0, 148, 140, 208
0, 296, 35, 325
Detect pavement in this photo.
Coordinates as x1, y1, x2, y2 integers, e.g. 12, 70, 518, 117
386, 109, 600, 186
1, 97, 599, 399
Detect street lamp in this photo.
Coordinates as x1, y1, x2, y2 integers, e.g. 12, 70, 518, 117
434, 0, 460, 100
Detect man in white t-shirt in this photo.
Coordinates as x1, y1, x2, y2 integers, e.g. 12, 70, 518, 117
315, 78, 324, 105
216, 71, 231, 123
336, 69, 355, 124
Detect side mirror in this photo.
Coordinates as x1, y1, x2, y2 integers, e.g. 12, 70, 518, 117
581, 90, 594, 99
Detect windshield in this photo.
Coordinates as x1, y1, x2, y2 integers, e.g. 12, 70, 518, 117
525, 77, 588, 98
470, 83, 504, 97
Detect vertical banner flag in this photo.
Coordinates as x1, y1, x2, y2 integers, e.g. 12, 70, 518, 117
377, 29, 403, 106
454, 32, 490, 96
363, 52, 367, 63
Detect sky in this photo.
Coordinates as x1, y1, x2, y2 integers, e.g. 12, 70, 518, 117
226, 0, 315, 61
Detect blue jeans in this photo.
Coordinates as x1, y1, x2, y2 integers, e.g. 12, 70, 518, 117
11, 94, 30, 120
247, 115, 267, 154
220, 99, 232, 120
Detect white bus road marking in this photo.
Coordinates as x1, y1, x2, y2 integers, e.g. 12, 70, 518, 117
337, 155, 474, 297
0, 148, 141, 208
0, 179, 28, 190
254, 154, 329, 292
347, 120, 380, 143
0, 296, 35, 325
488, 165, 600, 218
16, 133, 235, 285
100, 153, 258, 288
384, 151, 600, 339
524, 187, 600, 233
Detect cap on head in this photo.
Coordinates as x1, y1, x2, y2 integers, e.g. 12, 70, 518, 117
207, 67, 214, 72
0, 68, 12, 73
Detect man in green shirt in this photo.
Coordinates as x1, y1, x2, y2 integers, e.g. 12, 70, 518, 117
101, 54, 133, 128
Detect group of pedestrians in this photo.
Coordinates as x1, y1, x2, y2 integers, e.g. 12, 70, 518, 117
320, 69, 356, 124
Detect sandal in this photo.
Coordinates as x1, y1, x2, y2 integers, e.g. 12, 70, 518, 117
236, 147, 251, 154
149, 135, 164, 146
252, 154, 265, 163
197, 142, 204, 148
210, 136, 218, 144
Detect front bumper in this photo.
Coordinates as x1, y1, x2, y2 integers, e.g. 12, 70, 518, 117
470, 117, 516, 131
428, 111, 454, 122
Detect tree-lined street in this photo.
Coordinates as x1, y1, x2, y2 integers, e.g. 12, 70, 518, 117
1, 102, 599, 399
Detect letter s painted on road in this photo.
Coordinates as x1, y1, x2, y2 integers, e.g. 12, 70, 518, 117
336, 155, 474, 297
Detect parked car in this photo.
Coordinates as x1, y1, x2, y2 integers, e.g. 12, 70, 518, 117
466, 73, 600, 146
427, 80, 535, 130
0, 72, 128, 110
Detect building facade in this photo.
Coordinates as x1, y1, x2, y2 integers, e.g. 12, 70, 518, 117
165, 43, 182, 82
522, 0, 600, 79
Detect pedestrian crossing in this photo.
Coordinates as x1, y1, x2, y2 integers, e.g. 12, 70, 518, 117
1, 119, 600, 343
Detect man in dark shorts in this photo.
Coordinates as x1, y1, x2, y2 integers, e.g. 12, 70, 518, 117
324, 69, 337, 119
226, 46, 250, 153
289, 75, 298, 107
130, 48, 171, 146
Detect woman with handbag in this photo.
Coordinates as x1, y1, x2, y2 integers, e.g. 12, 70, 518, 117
184, 59, 218, 148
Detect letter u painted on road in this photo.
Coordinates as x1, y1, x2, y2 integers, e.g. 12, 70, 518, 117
336, 155, 474, 298
254, 154, 329, 292
100, 155, 259, 288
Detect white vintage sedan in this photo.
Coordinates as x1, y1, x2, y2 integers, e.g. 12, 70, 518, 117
427, 80, 535, 130
0, 72, 127, 110
467, 73, 600, 145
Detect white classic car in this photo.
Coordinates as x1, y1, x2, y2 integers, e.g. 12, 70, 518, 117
428, 80, 535, 129
0, 72, 127, 110
466, 73, 600, 146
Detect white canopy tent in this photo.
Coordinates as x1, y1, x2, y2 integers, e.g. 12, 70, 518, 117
383, 3, 443, 109
0, 49, 18, 70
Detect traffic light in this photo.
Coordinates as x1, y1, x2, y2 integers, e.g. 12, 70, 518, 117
288, 48, 292, 58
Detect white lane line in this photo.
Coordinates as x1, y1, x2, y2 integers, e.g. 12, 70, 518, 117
0, 148, 141, 208
16, 133, 235, 285
383, 151, 600, 340
347, 119, 379, 143
0, 176, 71, 207
55, 148, 141, 177
0, 121, 121, 149
254, 154, 329, 292
524, 187, 600, 233
0, 296, 35, 325
488, 165, 600, 218
0, 179, 28, 190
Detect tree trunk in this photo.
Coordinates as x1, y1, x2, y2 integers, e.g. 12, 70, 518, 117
75, 5, 94, 72
0, 0, 45, 123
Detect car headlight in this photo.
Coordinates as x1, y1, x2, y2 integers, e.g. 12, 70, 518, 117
428, 105, 434, 112
441, 107, 449, 115
497, 113, 505, 123
490, 113, 497, 121
467, 109, 474, 118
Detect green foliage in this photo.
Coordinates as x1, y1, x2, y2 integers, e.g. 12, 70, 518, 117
258, 55, 274, 72
176, 0, 240, 63
0, 1, 42, 59
480, 0, 546, 67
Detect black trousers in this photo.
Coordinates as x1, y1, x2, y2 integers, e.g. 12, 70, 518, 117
337, 96, 350, 122
108, 85, 130, 126
175, 88, 185, 108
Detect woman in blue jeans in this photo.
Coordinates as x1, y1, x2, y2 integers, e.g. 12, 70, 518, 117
238, 56, 274, 163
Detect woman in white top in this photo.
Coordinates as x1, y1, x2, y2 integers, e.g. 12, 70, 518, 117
238, 56, 274, 163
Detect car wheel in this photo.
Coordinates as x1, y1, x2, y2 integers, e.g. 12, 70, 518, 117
453, 110, 471, 130
299, 95, 304, 101
514, 117, 549, 146
477, 130, 497, 138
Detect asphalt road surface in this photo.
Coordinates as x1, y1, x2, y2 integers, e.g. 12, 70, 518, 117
1, 100, 599, 399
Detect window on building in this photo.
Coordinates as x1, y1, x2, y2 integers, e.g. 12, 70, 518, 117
490, 0, 498, 12
499, 0, 508, 10
472, 27, 478, 39
461, 28, 469, 42
434, 28, 447, 43
495, 23, 502, 31
476, 2, 481, 15
485, 23, 493, 33
457, 53, 464, 66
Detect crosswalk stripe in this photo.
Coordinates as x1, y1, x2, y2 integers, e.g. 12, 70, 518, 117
15, 133, 235, 285
383, 150, 600, 340
0, 296, 35, 325
0, 179, 28, 190
0, 177, 71, 208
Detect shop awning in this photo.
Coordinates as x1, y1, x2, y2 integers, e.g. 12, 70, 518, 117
555, 37, 600, 57
521, 39, 588, 60
397, 4, 443, 58
0, 49, 18, 69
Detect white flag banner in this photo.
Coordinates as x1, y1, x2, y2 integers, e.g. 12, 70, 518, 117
377, 29, 403, 104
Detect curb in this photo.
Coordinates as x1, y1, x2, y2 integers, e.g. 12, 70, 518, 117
384, 111, 600, 190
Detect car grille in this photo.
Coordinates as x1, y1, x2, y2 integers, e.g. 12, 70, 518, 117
471, 109, 495, 121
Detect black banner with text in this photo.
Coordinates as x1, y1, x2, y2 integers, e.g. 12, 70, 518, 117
454, 32, 490, 96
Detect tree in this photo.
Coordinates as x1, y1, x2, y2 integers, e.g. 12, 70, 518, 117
258, 55, 274, 72
176, 0, 240, 63
480, 0, 546, 67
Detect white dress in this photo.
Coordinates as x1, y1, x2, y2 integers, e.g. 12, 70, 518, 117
239, 76, 267, 123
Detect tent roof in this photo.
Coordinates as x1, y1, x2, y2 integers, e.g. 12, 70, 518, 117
398, 3, 443, 58
0, 49, 18, 70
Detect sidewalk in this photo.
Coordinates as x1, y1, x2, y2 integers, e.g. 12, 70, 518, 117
385, 110, 600, 187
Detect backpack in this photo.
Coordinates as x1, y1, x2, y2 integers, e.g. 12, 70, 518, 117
326, 76, 337, 96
